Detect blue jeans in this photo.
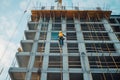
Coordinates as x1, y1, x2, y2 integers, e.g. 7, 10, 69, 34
59, 37, 64, 46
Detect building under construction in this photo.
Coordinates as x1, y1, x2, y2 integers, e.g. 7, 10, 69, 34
8, 1, 120, 80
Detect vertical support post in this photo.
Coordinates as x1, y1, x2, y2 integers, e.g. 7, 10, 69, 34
62, 17, 69, 80
25, 19, 42, 80
41, 18, 52, 80
80, 52, 92, 80
75, 19, 86, 53
75, 17, 92, 80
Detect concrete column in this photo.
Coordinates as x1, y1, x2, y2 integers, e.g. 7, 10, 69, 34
102, 19, 120, 54
80, 52, 92, 80
75, 19, 86, 53
25, 19, 42, 80
62, 17, 69, 80
75, 19, 92, 80
41, 18, 52, 80
41, 73, 47, 80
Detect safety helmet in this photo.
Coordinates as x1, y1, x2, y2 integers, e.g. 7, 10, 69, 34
59, 31, 62, 33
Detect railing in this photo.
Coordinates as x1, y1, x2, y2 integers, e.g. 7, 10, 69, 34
32, 6, 110, 11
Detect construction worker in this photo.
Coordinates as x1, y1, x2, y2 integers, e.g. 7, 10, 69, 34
17, 47, 22, 52
58, 31, 65, 46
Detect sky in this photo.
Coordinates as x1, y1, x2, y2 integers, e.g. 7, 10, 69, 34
0, 0, 120, 79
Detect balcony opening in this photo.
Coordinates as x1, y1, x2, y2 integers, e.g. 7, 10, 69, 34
47, 73, 61, 80
39, 32, 47, 40
54, 17, 61, 23
81, 24, 105, 31
109, 18, 116, 23
80, 18, 86, 22
10, 72, 26, 80
67, 32, 77, 40
69, 56, 81, 68
31, 72, 41, 80
25, 32, 36, 40
17, 56, 30, 67
89, 56, 120, 68
41, 24, 48, 31
66, 23, 75, 31
49, 56, 62, 68
69, 73, 83, 80
67, 43, 79, 53
111, 26, 120, 32
51, 32, 58, 40
37, 43, 45, 52
52, 23, 61, 31
22, 42, 33, 52
43, 18, 50, 22
85, 43, 116, 53
28, 23, 38, 30
83, 32, 110, 40
34, 56, 43, 68
50, 43, 60, 53
92, 73, 120, 80
67, 17, 74, 23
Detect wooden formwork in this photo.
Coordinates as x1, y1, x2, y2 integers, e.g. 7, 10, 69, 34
31, 10, 112, 21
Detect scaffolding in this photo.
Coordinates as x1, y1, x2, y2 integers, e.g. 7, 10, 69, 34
8, 6, 120, 80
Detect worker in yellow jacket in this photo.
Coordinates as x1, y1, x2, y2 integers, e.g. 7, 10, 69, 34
17, 47, 22, 52
58, 31, 65, 46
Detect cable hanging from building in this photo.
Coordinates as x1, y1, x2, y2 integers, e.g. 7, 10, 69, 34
0, 0, 33, 78
37, 15, 47, 79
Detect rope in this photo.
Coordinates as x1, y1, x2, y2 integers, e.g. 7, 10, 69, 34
57, 15, 63, 80
5, 57, 16, 80
87, 13, 107, 80
0, 2, 31, 59
103, 32, 118, 80
88, 13, 119, 80
96, 15, 115, 80
99, 13, 119, 80
0, 0, 33, 77
0, 67, 3, 75
58, 42, 63, 80
37, 15, 48, 80
0, 10, 26, 76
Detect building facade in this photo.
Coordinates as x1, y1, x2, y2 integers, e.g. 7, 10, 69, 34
9, 6, 120, 80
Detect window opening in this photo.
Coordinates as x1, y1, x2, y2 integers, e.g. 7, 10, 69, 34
68, 56, 81, 68
67, 43, 79, 53
109, 18, 116, 24
37, 43, 45, 52
34, 56, 43, 68
47, 73, 62, 80
50, 43, 60, 53
49, 56, 62, 68
69, 73, 83, 80
66, 32, 77, 40
51, 32, 59, 40
83, 32, 110, 40
52, 23, 61, 31
66, 23, 75, 31
85, 43, 116, 53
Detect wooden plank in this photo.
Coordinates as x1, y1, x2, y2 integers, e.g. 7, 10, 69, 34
31, 10, 112, 21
